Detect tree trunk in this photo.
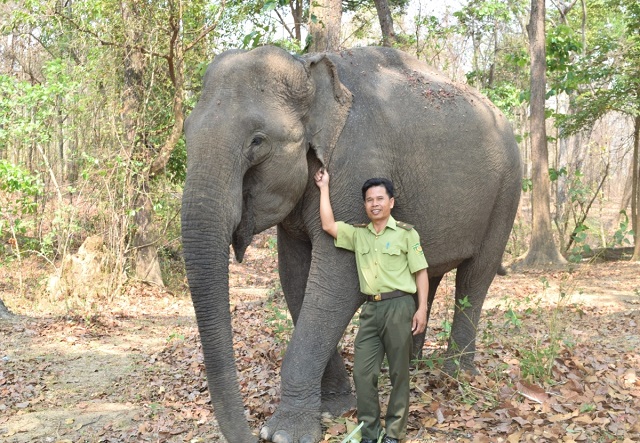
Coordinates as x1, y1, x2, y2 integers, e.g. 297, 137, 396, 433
632, 115, 640, 261
523, 0, 567, 266
620, 161, 633, 214
290, 0, 303, 42
373, 0, 396, 47
133, 182, 164, 285
309, 0, 342, 52
122, 0, 164, 286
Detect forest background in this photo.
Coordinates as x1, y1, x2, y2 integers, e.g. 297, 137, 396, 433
0, 0, 639, 442
2, 0, 640, 301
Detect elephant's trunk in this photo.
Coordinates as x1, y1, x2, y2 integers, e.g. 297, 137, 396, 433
181, 175, 256, 442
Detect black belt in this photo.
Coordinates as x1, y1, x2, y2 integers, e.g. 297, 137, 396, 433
365, 290, 410, 302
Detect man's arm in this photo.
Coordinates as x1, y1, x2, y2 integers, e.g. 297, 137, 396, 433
314, 168, 338, 239
412, 268, 429, 335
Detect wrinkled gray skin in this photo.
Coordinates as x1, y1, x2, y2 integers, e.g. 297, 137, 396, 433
181, 46, 521, 443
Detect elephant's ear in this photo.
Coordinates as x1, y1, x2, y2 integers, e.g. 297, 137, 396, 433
304, 54, 353, 167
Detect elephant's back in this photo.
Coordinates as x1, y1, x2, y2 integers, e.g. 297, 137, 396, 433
324, 47, 516, 162
320, 47, 521, 274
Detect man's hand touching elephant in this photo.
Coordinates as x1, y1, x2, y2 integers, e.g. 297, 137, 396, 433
315, 168, 338, 239
314, 167, 329, 189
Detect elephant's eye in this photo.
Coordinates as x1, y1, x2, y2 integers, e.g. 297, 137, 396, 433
251, 136, 264, 146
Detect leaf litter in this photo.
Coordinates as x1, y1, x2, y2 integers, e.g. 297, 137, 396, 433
1, 233, 638, 442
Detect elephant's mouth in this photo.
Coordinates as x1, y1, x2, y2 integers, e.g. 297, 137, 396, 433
231, 192, 255, 263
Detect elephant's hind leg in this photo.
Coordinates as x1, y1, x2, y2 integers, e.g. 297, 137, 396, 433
320, 347, 356, 416
445, 176, 519, 375
412, 275, 443, 360
445, 265, 490, 375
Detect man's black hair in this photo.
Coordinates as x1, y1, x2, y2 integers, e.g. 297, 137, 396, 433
362, 178, 394, 200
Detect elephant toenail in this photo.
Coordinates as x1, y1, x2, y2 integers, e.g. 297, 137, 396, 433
259, 426, 271, 440
272, 430, 292, 443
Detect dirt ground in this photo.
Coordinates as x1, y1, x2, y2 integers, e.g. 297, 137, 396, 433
1, 238, 639, 442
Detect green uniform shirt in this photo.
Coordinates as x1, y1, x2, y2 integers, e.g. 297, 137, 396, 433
335, 215, 428, 295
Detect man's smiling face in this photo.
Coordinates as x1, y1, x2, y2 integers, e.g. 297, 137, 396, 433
364, 185, 394, 223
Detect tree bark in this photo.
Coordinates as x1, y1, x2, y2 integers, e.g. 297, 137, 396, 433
620, 161, 633, 214
309, 0, 342, 52
149, 3, 186, 177
632, 115, 640, 260
523, 0, 567, 266
373, 0, 396, 47
290, 0, 303, 42
122, 0, 164, 286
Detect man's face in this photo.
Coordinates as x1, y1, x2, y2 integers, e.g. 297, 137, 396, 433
364, 185, 394, 223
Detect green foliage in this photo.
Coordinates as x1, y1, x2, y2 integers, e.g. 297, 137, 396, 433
407, 13, 460, 68
489, 275, 575, 384
454, 0, 528, 92
436, 318, 452, 342
609, 210, 634, 247
0, 161, 43, 239
0, 64, 77, 150
264, 299, 293, 345
568, 222, 592, 263
454, 0, 512, 36
503, 308, 522, 329
546, 25, 582, 83
482, 82, 526, 119
0, 161, 43, 203
553, 0, 640, 136
579, 403, 596, 413
548, 166, 567, 182
166, 139, 187, 184
457, 295, 472, 311
343, 0, 410, 13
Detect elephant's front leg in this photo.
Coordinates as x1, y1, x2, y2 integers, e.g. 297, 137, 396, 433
277, 226, 356, 417
261, 241, 361, 443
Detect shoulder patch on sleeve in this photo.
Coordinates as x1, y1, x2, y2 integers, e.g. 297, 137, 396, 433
396, 221, 414, 231
412, 243, 424, 255
352, 223, 368, 228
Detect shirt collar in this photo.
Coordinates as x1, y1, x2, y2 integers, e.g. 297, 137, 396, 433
367, 215, 397, 234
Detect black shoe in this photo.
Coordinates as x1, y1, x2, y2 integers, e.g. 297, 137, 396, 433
381, 436, 399, 443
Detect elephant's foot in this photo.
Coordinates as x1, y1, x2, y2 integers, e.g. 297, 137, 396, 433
442, 351, 479, 376
320, 390, 356, 416
320, 349, 355, 416
260, 407, 322, 443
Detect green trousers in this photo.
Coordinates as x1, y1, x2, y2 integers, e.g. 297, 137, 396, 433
353, 294, 415, 441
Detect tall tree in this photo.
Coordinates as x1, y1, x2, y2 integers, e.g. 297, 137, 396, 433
523, 0, 566, 266
309, 0, 342, 51
119, 0, 164, 286
553, 0, 640, 260
373, 0, 396, 46
633, 115, 640, 260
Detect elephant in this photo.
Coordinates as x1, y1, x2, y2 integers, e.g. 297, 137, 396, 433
181, 45, 521, 443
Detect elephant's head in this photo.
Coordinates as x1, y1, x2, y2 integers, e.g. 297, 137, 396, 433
181, 46, 351, 442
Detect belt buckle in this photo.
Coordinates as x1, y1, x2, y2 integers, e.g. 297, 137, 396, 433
373, 294, 381, 301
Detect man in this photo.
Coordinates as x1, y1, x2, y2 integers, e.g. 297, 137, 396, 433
314, 168, 429, 443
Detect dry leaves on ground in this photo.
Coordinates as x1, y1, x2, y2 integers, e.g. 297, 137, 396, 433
1, 234, 639, 442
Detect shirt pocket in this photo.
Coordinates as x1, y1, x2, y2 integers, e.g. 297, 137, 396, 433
357, 245, 371, 268
381, 247, 404, 271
